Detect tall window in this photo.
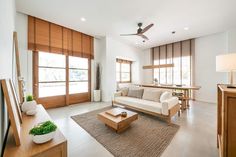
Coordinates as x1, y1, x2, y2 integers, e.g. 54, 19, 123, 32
38, 52, 66, 97
153, 40, 192, 85
116, 59, 132, 83
69, 56, 89, 94
37, 52, 89, 98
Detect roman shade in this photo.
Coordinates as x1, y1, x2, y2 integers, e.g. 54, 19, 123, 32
152, 39, 194, 85
28, 16, 94, 59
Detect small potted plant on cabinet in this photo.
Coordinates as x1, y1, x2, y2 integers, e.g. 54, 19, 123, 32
94, 63, 101, 102
29, 120, 57, 144
21, 94, 37, 115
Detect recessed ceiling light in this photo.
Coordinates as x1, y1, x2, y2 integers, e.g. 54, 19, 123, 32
172, 31, 176, 34
184, 27, 189, 30
135, 42, 138, 45
80, 17, 86, 22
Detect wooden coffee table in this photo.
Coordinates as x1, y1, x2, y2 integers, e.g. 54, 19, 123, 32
97, 108, 138, 133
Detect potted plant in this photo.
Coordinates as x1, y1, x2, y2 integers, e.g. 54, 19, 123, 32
29, 120, 57, 144
94, 63, 101, 101
153, 78, 158, 85
21, 94, 37, 115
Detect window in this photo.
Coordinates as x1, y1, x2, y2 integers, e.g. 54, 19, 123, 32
38, 52, 66, 97
116, 59, 132, 83
153, 40, 192, 85
69, 56, 89, 94
37, 52, 89, 98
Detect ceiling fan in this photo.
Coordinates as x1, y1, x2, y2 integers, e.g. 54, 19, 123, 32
120, 23, 154, 40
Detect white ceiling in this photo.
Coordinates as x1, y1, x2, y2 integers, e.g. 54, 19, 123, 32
16, 0, 236, 49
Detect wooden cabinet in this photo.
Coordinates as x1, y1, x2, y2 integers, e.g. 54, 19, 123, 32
217, 85, 236, 157
4, 105, 67, 157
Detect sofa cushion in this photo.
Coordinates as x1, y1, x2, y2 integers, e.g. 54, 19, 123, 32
127, 88, 144, 99
114, 96, 162, 114
160, 91, 172, 102
120, 87, 129, 96
142, 88, 162, 102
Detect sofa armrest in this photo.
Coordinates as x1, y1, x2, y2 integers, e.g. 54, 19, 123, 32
161, 97, 179, 115
113, 91, 122, 100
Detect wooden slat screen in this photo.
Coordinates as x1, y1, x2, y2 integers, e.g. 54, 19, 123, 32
152, 39, 194, 85
28, 16, 94, 59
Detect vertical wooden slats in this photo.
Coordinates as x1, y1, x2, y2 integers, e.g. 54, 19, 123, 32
35, 18, 50, 52
50, 23, 63, 53
82, 34, 91, 58
72, 31, 82, 57
28, 16, 94, 59
90, 37, 94, 59
28, 17, 35, 50
152, 39, 193, 85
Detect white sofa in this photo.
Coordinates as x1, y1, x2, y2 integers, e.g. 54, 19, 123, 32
112, 87, 180, 124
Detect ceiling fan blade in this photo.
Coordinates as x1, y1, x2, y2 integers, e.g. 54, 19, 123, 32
139, 34, 149, 40
120, 33, 137, 36
141, 23, 154, 34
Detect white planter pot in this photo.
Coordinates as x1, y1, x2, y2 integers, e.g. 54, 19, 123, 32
93, 90, 101, 102
22, 100, 37, 115
31, 131, 56, 144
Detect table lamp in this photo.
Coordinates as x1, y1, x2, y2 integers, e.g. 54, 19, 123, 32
216, 53, 236, 88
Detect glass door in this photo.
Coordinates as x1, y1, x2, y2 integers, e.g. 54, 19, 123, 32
68, 56, 90, 104
33, 51, 91, 108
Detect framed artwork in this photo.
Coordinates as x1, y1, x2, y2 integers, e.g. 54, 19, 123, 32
1, 79, 21, 146
9, 80, 22, 123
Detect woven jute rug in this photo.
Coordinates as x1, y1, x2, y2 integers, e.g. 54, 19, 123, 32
71, 107, 179, 157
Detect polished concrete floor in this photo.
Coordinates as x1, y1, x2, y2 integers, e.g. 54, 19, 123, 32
47, 101, 218, 157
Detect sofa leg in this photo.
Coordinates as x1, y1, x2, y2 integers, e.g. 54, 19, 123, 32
167, 117, 171, 125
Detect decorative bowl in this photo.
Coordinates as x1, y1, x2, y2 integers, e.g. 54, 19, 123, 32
31, 131, 56, 144
121, 111, 127, 117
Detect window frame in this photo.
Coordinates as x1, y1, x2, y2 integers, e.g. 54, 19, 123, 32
33, 51, 91, 108
116, 59, 132, 83
68, 56, 89, 94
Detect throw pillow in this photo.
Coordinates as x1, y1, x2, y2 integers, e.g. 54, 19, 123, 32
142, 89, 162, 102
160, 91, 172, 102
120, 87, 129, 96
127, 88, 144, 99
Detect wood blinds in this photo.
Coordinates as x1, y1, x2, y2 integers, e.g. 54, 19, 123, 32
152, 39, 194, 85
28, 16, 94, 59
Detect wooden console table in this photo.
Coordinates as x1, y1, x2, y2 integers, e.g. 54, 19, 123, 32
4, 105, 67, 157
136, 84, 201, 109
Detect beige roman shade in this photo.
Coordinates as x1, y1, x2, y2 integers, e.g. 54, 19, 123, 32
152, 39, 194, 85
28, 16, 94, 59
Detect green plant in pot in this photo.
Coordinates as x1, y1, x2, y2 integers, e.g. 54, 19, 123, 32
21, 94, 37, 115
29, 121, 57, 144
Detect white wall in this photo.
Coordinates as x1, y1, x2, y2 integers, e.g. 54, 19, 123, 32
140, 49, 153, 84
15, 13, 33, 95
93, 37, 107, 101
194, 32, 228, 103
0, 0, 16, 152
0, 0, 16, 79
96, 37, 142, 101
226, 29, 236, 83
227, 29, 236, 52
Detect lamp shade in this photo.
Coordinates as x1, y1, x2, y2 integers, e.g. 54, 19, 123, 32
216, 53, 236, 72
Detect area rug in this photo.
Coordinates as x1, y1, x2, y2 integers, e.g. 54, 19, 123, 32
71, 107, 179, 157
